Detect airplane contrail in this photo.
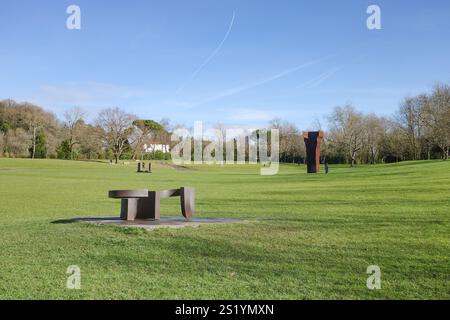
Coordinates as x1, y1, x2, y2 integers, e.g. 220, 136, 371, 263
176, 11, 236, 94
297, 67, 343, 89
187, 53, 336, 108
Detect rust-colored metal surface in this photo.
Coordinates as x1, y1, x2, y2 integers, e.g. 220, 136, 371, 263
180, 187, 195, 220
120, 198, 138, 221
109, 190, 149, 198
158, 189, 181, 198
303, 131, 325, 174
315, 131, 325, 173
137, 162, 152, 173
108, 187, 195, 221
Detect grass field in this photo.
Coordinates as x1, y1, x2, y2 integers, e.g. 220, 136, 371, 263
0, 158, 448, 299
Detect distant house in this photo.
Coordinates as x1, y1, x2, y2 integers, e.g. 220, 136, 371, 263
143, 139, 170, 153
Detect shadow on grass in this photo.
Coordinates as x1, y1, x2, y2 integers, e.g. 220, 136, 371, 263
51, 217, 118, 224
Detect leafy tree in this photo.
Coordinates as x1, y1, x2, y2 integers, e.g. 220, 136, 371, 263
0, 132, 4, 156
0, 122, 9, 133
130, 119, 164, 160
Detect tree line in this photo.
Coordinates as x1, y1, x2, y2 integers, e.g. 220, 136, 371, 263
267, 83, 449, 165
325, 83, 449, 164
0, 83, 448, 165
0, 102, 171, 162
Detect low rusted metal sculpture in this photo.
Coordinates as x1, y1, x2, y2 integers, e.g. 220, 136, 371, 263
109, 187, 195, 221
137, 162, 152, 173
108, 189, 149, 221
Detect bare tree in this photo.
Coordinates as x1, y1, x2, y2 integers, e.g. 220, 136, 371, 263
158, 118, 172, 153
286, 132, 304, 163
396, 95, 427, 160
378, 120, 407, 162
424, 84, 450, 160
364, 114, 386, 164
77, 123, 103, 160
0, 100, 59, 158
96, 107, 136, 164
5, 128, 30, 157
268, 118, 303, 163
328, 104, 365, 166
19, 103, 58, 158
63, 107, 86, 159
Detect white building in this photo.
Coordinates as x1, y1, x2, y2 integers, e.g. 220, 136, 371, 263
143, 143, 170, 153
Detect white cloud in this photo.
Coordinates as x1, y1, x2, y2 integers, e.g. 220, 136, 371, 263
16, 82, 153, 116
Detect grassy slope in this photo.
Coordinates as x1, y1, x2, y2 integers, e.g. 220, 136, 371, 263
0, 158, 448, 299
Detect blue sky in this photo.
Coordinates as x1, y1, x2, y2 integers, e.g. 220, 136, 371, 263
1, 0, 449, 130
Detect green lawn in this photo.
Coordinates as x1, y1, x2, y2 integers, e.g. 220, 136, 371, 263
0, 158, 448, 299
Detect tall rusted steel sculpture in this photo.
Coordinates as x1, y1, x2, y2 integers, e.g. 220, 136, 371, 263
303, 131, 325, 174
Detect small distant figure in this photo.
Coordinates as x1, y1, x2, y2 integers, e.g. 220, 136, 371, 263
109, 159, 113, 165
325, 161, 329, 174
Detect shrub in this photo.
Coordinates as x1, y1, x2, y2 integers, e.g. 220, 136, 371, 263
142, 151, 171, 160
57, 140, 71, 160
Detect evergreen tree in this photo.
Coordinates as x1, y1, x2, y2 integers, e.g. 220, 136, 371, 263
57, 140, 71, 160
33, 129, 47, 158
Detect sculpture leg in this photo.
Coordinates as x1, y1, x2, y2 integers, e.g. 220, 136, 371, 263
136, 191, 160, 220
120, 198, 138, 221
180, 187, 195, 220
